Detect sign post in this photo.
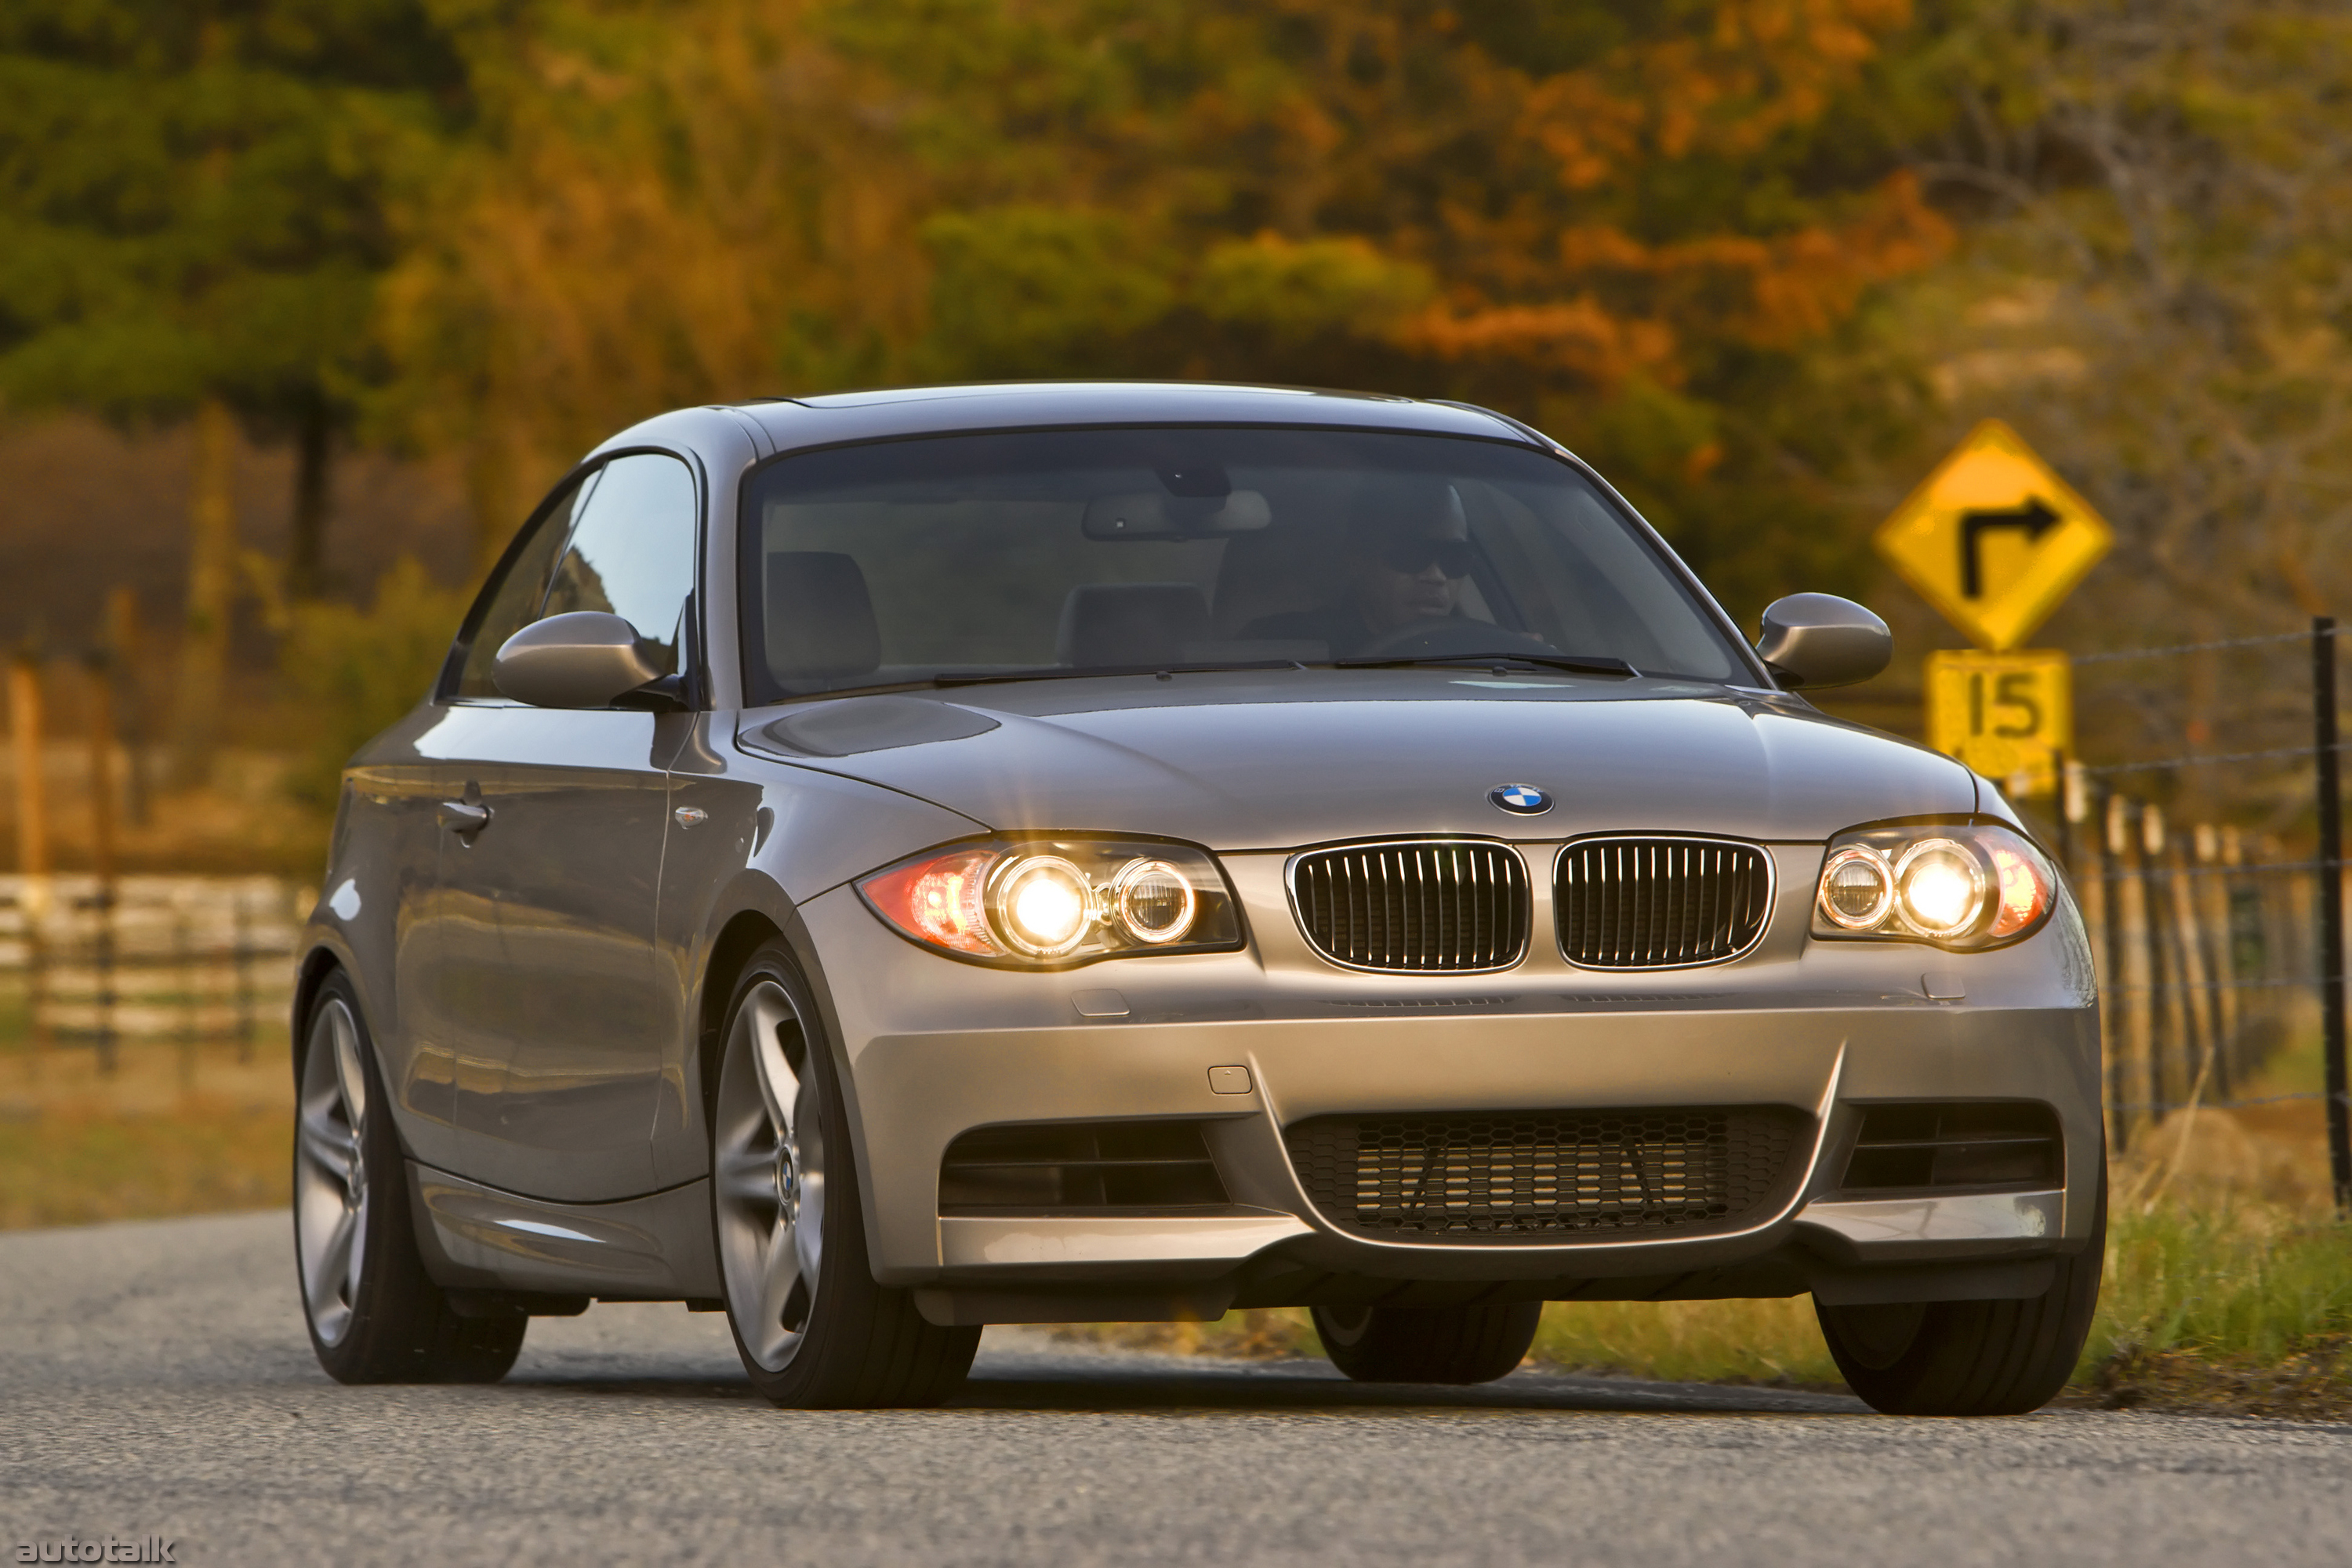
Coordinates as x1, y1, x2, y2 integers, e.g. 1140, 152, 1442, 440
1875, 419, 2113, 795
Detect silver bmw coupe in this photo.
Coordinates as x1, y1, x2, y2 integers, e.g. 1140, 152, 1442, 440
293, 383, 2103, 1414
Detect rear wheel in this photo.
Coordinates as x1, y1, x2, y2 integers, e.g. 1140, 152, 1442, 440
1311, 1301, 1542, 1385
295, 970, 524, 1384
711, 942, 979, 1408
1815, 1169, 2107, 1417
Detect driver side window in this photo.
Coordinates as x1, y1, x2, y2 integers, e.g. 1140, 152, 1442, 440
452, 469, 601, 699
450, 452, 701, 700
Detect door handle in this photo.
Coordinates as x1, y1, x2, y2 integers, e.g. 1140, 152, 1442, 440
437, 800, 493, 840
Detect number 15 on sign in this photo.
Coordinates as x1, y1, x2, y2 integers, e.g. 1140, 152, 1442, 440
1925, 651, 2071, 797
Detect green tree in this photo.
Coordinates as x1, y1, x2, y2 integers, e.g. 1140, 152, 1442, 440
388, 1, 1966, 622
0, 2, 464, 775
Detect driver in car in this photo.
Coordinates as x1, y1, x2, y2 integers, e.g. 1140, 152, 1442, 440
1243, 479, 1475, 655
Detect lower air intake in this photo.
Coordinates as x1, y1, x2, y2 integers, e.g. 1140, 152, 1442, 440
1284, 1106, 1806, 1243
938, 1119, 1229, 1213
1840, 1102, 2063, 1192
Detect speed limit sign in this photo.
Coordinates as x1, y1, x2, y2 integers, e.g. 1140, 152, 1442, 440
1924, 649, 2072, 797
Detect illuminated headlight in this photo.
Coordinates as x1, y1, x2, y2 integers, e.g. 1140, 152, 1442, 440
994, 856, 1093, 957
1812, 823, 2056, 949
859, 838, 1241, 967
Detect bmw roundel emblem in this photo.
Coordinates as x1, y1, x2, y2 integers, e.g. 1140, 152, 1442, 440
1490, 783, 1552, 815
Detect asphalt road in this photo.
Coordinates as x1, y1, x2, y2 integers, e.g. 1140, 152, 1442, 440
2, 1213, 2346, 1566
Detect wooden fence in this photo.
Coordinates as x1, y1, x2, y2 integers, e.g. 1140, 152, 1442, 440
0, 875, 303, 1067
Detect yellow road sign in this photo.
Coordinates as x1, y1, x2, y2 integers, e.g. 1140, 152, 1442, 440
1926, 649, 2071, 797
1875, 419, 2112, 651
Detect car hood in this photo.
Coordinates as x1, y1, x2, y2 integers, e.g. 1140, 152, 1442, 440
739, 671, 1976, 850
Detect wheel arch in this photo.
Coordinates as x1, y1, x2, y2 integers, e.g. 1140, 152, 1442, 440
688, 874, 888, 1269
695, 908, 786, 1132
290, 940, 351, 1085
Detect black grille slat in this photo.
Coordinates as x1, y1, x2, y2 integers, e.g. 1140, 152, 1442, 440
1558, 836, 1770, 969
1284, 1106, 1805, 1243
1292, 840, 1529, 973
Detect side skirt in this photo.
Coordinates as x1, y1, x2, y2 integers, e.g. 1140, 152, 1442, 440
407, 1160, 723, 1301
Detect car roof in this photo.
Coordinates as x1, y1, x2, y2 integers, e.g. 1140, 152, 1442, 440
725, 381, 1550, 455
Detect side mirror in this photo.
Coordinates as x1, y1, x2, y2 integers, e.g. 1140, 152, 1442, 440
493, 612, 665, 708
1755, 593, 1892, 689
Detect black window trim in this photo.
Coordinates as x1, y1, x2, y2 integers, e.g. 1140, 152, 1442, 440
438, 444, 711, 710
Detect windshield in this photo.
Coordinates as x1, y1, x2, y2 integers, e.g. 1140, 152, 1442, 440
738, 426, 1755, 703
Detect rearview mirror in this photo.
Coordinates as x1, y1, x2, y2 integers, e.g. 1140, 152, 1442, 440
1755, 593, 1891, 689
493, 612, 666, 708
1082, 488, 1272, 539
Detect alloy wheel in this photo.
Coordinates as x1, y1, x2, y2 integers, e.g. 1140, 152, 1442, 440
294, 996, 370, 1346
714, 979, 826, 1371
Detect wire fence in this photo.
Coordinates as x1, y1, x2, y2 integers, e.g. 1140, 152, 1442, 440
2039, 616, 2350, 1211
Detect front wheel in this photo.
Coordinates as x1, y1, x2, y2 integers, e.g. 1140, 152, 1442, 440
1311, 1301, 1542, 1385
1815, 1169, 2107, 1417
295, 970, 524, 1384
710, 942, 979, 1407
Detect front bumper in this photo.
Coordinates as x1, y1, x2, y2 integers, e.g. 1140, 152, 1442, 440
800, 845, 2102, 1323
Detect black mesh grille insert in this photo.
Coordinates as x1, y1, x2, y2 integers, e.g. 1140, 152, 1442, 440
1556, 837, 1773, 968
1290, 840, 1530, 972
1283, 1106, 1806, 1243
1841, 1102, 2063, 1192
939, 1120, 1229, 1213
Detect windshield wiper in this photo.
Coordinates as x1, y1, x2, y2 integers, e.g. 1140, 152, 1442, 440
930, 659, 1308, 689
1330, 653, 1639, 679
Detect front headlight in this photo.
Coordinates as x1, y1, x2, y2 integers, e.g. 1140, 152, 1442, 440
858, 837, 1243, 967
1811, 822, 2056, 949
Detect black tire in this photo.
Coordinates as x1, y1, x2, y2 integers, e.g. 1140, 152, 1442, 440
295, 969, 525, 1385
1815, 1166, 2107, 1417
710, 942, 979, 1408
1311, 1301, 1542, 1385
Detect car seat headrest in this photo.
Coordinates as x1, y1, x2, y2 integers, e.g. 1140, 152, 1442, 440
765, 552, 881, 681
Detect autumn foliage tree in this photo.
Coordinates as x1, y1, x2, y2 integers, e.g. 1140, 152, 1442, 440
382, 0, 1959, 618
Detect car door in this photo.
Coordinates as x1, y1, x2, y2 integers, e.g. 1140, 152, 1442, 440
434, 451, 702, 1201
399, 470, 597, 1179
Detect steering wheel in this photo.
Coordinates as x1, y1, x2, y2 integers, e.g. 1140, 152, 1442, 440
1349, 618, 1559, 661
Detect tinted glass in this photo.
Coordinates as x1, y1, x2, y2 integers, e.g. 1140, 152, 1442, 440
739, 427, 1751, 704
544, 452, 699, 676
453, 469, 601, 699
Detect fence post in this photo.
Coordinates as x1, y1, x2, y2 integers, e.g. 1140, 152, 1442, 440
85, 650, 119, 1076
2113, 795, 2154, 1142
2313, 615, 2350, 1213
11, 652, 51, 1073
2196, 823, 2236, 1098
233, 881, 255, 1062
2142, 801, 2179, 1120
2076, 782, 2120, 1143
174, 895, 197, 1100
2164, 822, 2212, 1103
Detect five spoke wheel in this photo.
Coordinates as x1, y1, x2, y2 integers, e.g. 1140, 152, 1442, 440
714, 979, 826, 1372
295, 995, 371, 1348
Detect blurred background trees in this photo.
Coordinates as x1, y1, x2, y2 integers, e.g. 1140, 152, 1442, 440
0, 0, 2347, 869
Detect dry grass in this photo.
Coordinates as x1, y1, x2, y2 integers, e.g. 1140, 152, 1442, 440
0, 1100, 289, 1229
0, 1036, 292, 1229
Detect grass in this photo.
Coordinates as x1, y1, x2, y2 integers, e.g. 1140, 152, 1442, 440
0, 1035, 292, 1229
0, 1100, 289, 1229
